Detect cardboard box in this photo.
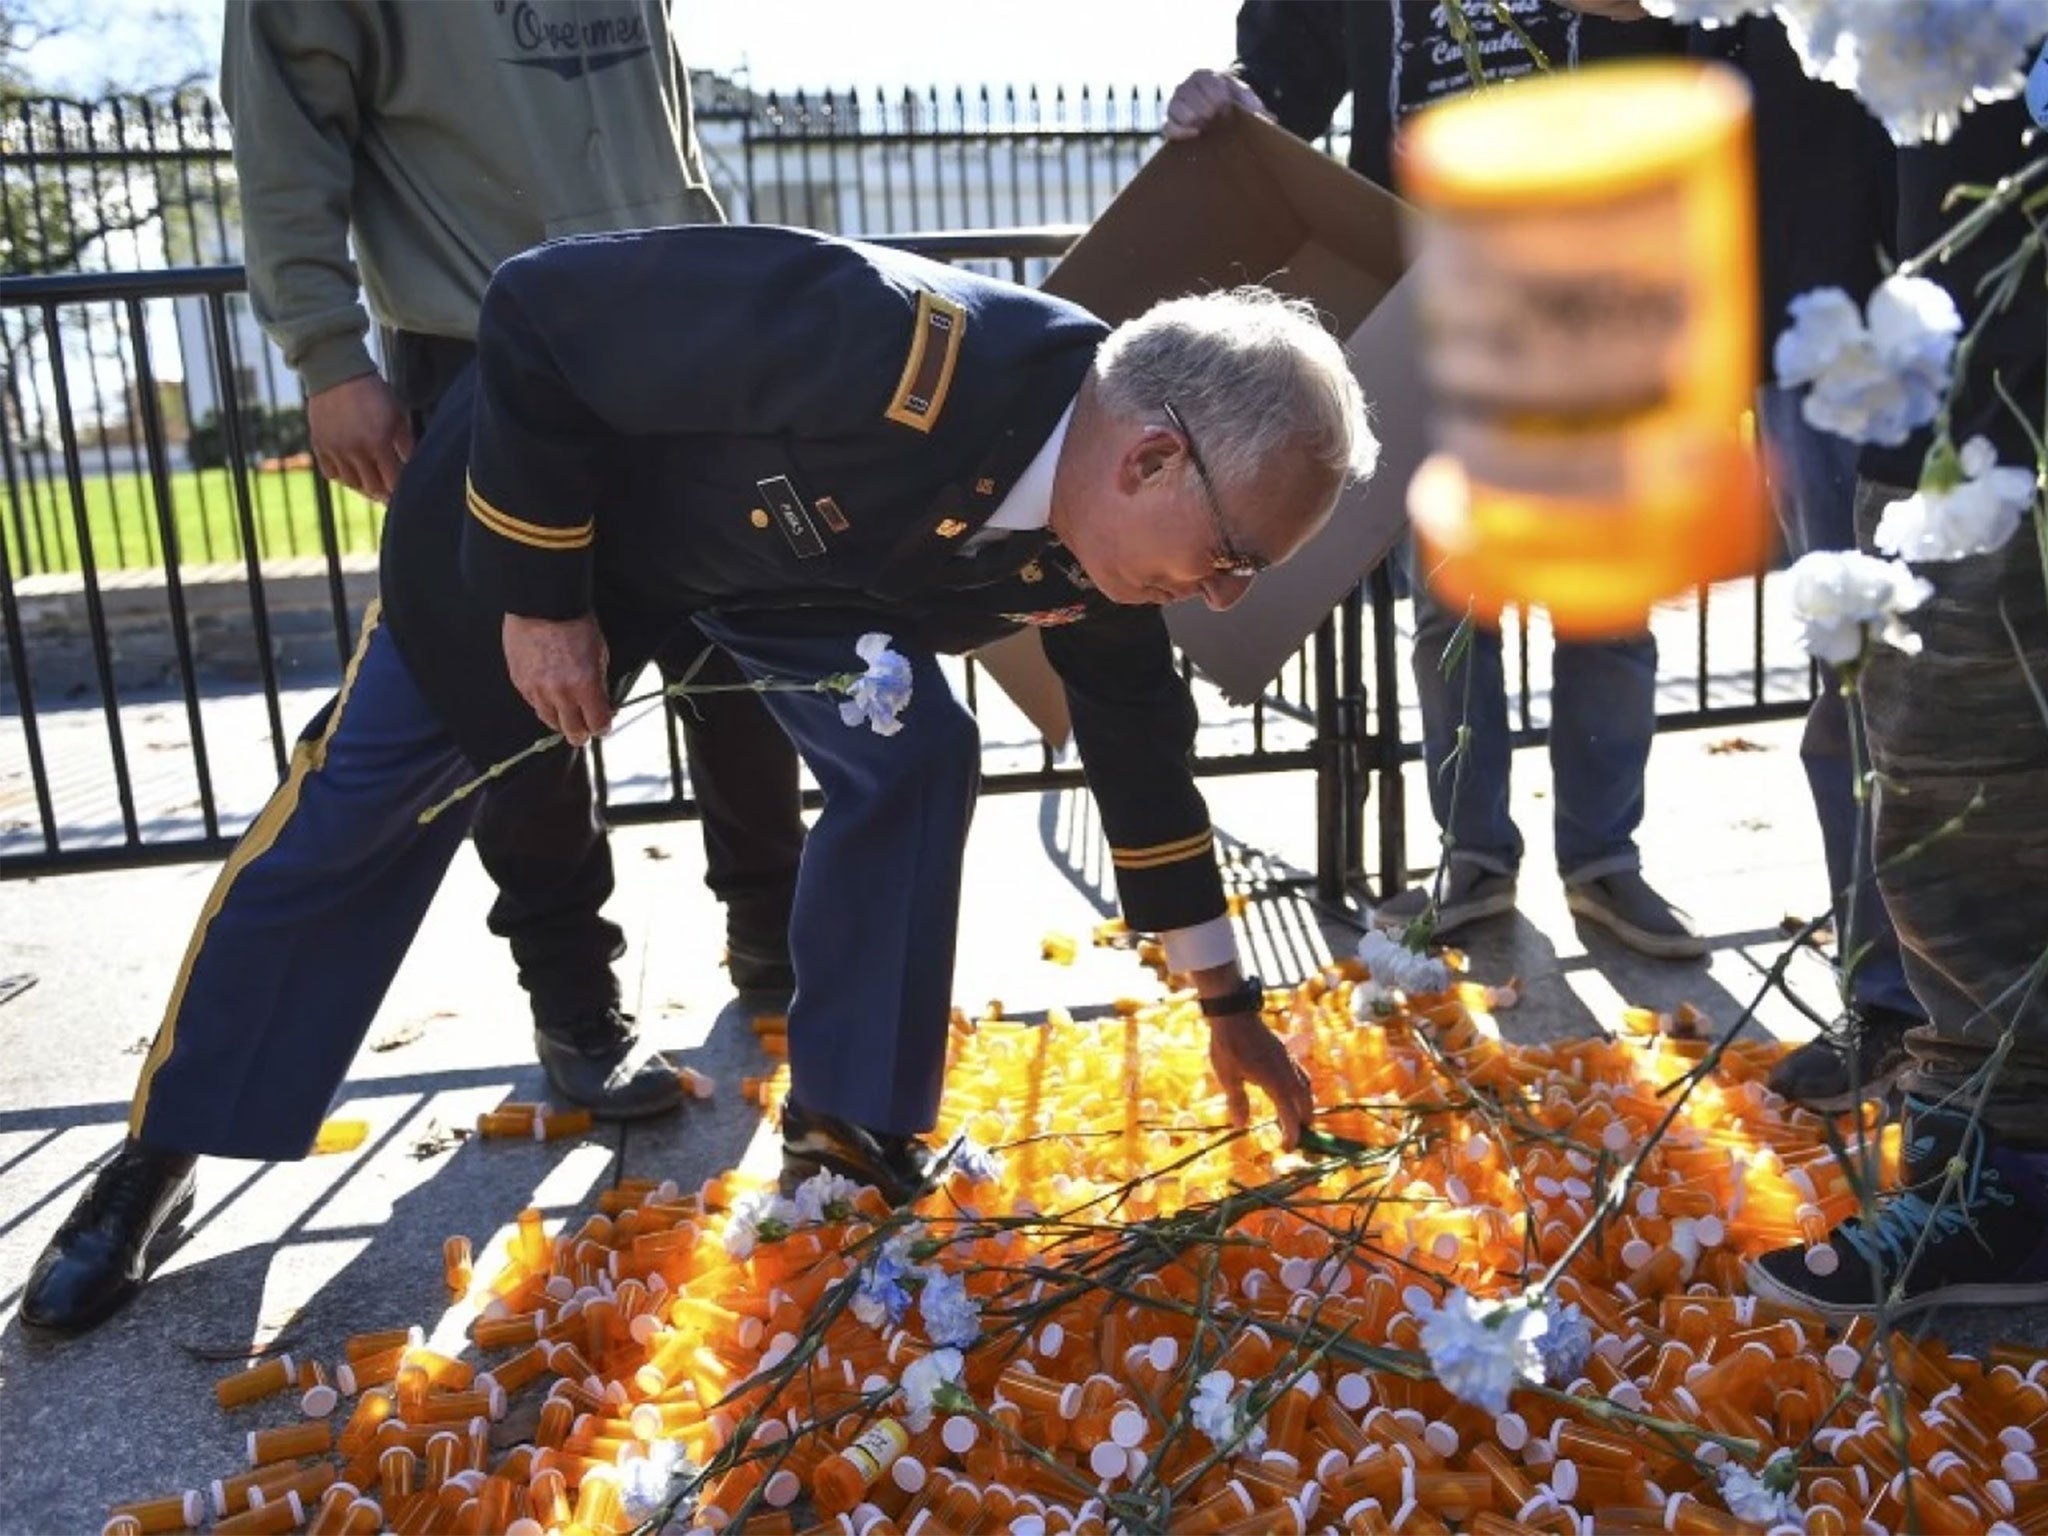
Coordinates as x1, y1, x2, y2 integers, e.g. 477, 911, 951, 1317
986, 109, 1425, 731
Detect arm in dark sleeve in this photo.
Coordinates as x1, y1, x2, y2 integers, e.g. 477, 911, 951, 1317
462, 227, 909, 618
1233, 0, 1351, 144
219, 0, 378, 394
1041, 605, 1228, 933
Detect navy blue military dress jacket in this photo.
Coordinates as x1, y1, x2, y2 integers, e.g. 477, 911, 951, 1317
381, 225, 1227, 933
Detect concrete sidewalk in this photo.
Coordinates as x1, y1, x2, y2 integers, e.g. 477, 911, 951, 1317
0, 719, 2039, 1532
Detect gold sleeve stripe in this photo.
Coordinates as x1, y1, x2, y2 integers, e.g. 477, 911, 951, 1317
1112, 830, 1216, 871
884, 290, 965, 434
466, 476, 594, 551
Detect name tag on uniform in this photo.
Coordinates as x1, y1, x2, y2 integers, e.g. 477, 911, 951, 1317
757, 476, 825, 559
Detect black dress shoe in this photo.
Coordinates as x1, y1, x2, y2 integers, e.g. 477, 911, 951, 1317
533, 1007, 683, 1121
779, 1098, 933, 1207
21, 1140, 197, 1335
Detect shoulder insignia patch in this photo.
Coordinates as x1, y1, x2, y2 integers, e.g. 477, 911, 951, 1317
886, 290, 966, 434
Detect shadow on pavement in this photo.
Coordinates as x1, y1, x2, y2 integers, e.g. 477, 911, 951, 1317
0, 999, 772, 1534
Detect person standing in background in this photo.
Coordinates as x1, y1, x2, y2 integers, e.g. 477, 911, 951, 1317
1694, 14, 1921, 1113
1751, 90, 2048, 1317
1168, 1, 1708, 961
220, 0, 806, 1118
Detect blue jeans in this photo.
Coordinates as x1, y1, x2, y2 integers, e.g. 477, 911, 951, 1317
1757, 386, 1922, 1020
1405, 543, 1656, 883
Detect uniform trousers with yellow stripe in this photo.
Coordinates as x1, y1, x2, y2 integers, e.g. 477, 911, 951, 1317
128, 606, 979, 1160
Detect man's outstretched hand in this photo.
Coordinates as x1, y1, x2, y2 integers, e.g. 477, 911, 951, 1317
1208, 1009, 1314, 1149
503, 612, 612, 745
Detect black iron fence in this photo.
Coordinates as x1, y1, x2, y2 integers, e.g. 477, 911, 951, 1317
722, 83, 1183, 237
0, 84, 1215, 582
0, 237, 1388, 898
0, 87, 1812, 895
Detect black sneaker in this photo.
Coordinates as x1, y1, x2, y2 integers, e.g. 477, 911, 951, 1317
533, 1007, 683, 1121
780, 1099, 933, 1207
1747, 1099, 2048, 1319
1766, 1006, 1916, 1114
1565, 869, 1708, 961
21, 1140, 197, 1335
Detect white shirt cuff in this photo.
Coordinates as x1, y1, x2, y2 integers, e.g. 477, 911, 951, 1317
1160, 916, 1239, 975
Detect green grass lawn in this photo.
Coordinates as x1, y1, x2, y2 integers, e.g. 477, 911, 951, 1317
2, 463, 385, 578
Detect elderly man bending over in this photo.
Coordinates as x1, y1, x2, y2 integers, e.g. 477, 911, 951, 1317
25, 225, 1376, 1335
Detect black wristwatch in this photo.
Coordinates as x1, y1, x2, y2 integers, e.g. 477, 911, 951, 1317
1197, 975, 1264, 1019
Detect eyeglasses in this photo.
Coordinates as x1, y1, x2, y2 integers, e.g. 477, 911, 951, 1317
1162, 397, 1270, 579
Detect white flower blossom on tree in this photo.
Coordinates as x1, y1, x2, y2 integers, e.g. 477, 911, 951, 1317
1786, 550, 1933, 666
1874, 436, 2038, 562
1778, 0, 2041, 143
899, 1346, 966, 1431
1356, 929, 1453, 996
1774, 277, 1960, 447
840, 632, 914, 736
1416, 1289, 1549, 1415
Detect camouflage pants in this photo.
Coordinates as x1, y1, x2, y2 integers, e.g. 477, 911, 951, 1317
1856, 481, 2048, 1145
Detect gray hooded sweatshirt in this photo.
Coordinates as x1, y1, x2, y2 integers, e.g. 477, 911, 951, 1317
222, 0, 725, 394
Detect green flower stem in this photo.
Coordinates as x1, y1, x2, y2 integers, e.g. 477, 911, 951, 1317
418, 673, 845, 826
417, 729, 565, 825
1897, 153, 2048, 281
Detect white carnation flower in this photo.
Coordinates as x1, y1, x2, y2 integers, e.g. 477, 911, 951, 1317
1874, 436, 2037, 562
946, 1138, 1004, 1185
899, 1345, 965, 1431
1351, 977, 1398, 1019
1188, 1369, 1268, 1456
1638, 0, 1769, 23
1719, 1459, 1802, 1526
1416, 1289, 1549, 1415
721, 1188, 800, 1259
917, 1267, 982, 1349
619, 1438, 691, 1521
1533, 1299, 1595, 1387
1785, 550, 1933, 666
839, 632, 914, 736
1356, 928, 1452, 996
790, 1168, 865, 1225
1774, 277, 1960, 447
1779, 0, 2040, 144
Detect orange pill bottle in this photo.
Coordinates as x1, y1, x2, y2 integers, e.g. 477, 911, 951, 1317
813, 1418, 912, 1516
1398, 59, 1766, 638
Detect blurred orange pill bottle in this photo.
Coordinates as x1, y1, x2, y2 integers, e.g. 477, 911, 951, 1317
1398, 59, 1767, 638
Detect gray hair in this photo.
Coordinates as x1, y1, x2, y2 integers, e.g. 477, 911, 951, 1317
1094, 287, 1378, 502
